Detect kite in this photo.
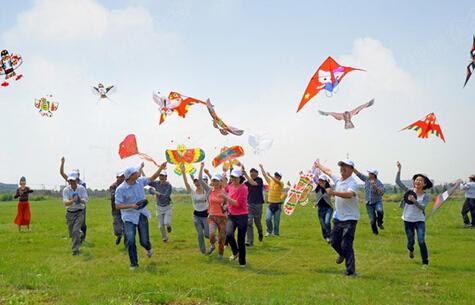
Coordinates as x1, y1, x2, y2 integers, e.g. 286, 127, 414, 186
284, 172, 317, 215
93, 83, 115, 100
318, 99, 375, 129
206, 99, 244, 136
118, 134, 159, 167
0, 49, 23, 87
430, 179, 462, 217
153, 91, 206, 125
400, 112, 446, 142
297, 56, 364, 112
165, 144, 205, 175
248, 133, 273, 154
463, 35, 475, 87
212, 146, 244, 171
34, 95, 59, 117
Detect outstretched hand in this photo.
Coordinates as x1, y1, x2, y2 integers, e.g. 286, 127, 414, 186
397, 161, 401, 171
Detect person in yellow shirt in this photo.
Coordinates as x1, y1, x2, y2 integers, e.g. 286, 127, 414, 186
260, 164, 284, 237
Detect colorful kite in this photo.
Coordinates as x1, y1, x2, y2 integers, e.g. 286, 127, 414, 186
297, 56, 364, 112
430, 180, 462, 217
400, 112, 446, 142
153, 91, 206, 125
206, 99, 244, 136
318, 99, 375, 129
165, 144, 205, 175
463, 35, 475, 87
284, 172, 317, 215
118, 134, 159, 167
212, 146, 244, 171
0, 49, 23, 87
248, 133, 273, 154
34, 95, 59, 117
93, 83, 115, 100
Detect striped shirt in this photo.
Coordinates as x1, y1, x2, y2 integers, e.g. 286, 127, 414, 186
355, 172, 385, 204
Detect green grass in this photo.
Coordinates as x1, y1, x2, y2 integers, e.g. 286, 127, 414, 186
0, 194, 474, 305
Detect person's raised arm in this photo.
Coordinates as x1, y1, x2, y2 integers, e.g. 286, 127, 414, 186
395, 161, 408, 191
149, 162, 167, 181
353, 168, 368, 182
60, 157, 68, 180
315, 160, 333, 179
198, 162, 211, 192
259, 164, 271, 184
242, 164, 257, 186
139, 162, 146, 177
180, 164, 191, 193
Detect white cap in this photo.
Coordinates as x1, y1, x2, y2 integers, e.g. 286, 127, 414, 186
367, 169, 379, 176
116, 171, 125, 177
230, 169, 242, 178
211, 174, 222, 181
124, 167, 139, 179
318, 174, 330, 182
67, 175, 77, 181
68, 172, 79, 179
338, 159, 355, 168
159, 170, 167, 176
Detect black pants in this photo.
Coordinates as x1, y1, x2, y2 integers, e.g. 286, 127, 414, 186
461, 198, 475, 225
331, 219, 357, 275
81, 207, 87, 241
226, 214, 248, 265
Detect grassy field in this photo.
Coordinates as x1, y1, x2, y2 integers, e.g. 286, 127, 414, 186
0, 194, 474, 305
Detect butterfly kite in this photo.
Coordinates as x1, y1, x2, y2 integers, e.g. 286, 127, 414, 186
297, 56, 364, 112
248, 133, 273, 154
165, 144, 205, 175
206, 99, 244, 136
0, 49, 23, 87
284, 172, 317, 216
34, 95, 59, 117
118, 134, 159, 167
212, 146, 244, 171
430, 179, 462, 217
93, 83, 114, 100
400, 112, 446, 142
153, 91, 205, 125
463, 35, 475, 88
318, 99, 375, 129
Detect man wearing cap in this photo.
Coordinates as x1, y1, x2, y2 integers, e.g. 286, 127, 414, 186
460, 175, 475, 227
316, 159, 360, 276
110, 171, 126, 245
148, 170, 173, 242
354, 167, 385, 235
260, 164, 284, 237
245, 168, 265, 246
115, 162, 167, 269
62, 174, 88, 256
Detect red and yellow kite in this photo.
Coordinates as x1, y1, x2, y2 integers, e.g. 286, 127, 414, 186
165, 144, 205, 175
212, 146, 244, 170
153, 91, 206, 125
118, 134, 159, 166
400, 113, 446, 142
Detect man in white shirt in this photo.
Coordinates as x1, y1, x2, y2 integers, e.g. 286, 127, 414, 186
317, 159, 360, 276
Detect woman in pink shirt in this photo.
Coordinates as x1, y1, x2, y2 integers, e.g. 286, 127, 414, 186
225, 167, 250, 267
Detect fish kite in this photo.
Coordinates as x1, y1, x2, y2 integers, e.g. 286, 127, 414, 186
430, 179, 462, 217
206, 99, 244, 136
318, 99, 375, 129
0, 49, 23, 87
118, 134, 159, 167
284, 172, 317, 215
93, 83, 115, 100
400, 112, 446, 142
463, 35, 475, 87
34, 95, 59, 117
248, 133, 273, 154
212, 146, 244, 171
297, 56, 364, 112
153, 91, 206, 125
165, 144, 205, 175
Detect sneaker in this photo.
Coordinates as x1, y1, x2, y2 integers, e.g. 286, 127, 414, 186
421, 264, 429, 270
206, 244, 216, 255
265, 232, 271, 237
130, 265, 138, 271
345, 271, 357, 277
72, 250, 80, 256
325, 237, 331, 244
378, 223, 385, 230
464, 223, 472, 228
258, 233, 263, 242
408, 250, 414, 259
245, 242, 251, 246
163, 239, 169, 243
372, 231, 379, 236
229, 253, 239, 261
147, 249, 153, 258
115, 236, 122, 245
240, 264, 246, 268
217, 254, 224, 260
167, 226, 172, 233
336, 255, 344, 264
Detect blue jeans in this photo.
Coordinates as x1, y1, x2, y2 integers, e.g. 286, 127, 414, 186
266, 204, 281, 235
124, 214, 152, 267
404, 221, 429, 265
317, 206, 333, 239
366, 201, 384, 234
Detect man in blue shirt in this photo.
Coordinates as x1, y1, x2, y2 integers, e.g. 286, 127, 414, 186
115, 161, 167, 269
354, 168, 385, 235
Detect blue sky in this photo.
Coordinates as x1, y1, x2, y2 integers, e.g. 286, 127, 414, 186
1, 0, 474, 189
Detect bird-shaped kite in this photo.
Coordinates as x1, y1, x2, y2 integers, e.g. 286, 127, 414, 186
93, 83, 114, 100
212, 146, 244, 171
400, 113, 446, 142
318, 99, 375, 129
297, 56, 364, 112
206, 99, 244, 136
118, 134, 159, 167
153, 91, 205, 125
34, 95, 59, 117
165, 144, 205, 175
248, 133, 273, 154
463, 35, 475, 87
0, 49, 23, 87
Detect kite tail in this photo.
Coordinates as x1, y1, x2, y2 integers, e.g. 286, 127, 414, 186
138, 153, 160, 167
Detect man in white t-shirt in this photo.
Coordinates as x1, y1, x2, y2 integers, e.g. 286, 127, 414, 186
317, 159, 360, 276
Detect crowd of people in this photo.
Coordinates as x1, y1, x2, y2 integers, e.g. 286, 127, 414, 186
10, 157, 475, 275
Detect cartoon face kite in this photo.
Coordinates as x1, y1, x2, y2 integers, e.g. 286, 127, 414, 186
206, 99, 244, 136
212, 146, 244, 171
165, 144, 205, 175
400, 112, 446, 142
318, 99, 375, 129
297, 56, 364, 112
248, 134, 273, 154
153, 91, 205, 125
93, 83, 114, 100
118, 134, 159, 167
284, 172, 317, 215
34, 95, 59, 117
463, 35, 475, 87
0, 49, 23, 87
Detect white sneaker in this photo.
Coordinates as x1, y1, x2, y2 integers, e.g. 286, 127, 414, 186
146, 249, 153, 258
265, 232, 271, 237
130, 265, 138, 270
229, 253, 239, 261
240, 264, 246, 268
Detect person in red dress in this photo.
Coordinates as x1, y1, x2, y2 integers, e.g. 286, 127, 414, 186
13, 176, 33, 232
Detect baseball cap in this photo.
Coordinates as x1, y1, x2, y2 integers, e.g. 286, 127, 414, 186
124, 167, 139, 179
159, 170, 167, 176
230, 169, 242, 178
337, 159, 355, 168
367, 169, 379, 176
318, 174, 330, 182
